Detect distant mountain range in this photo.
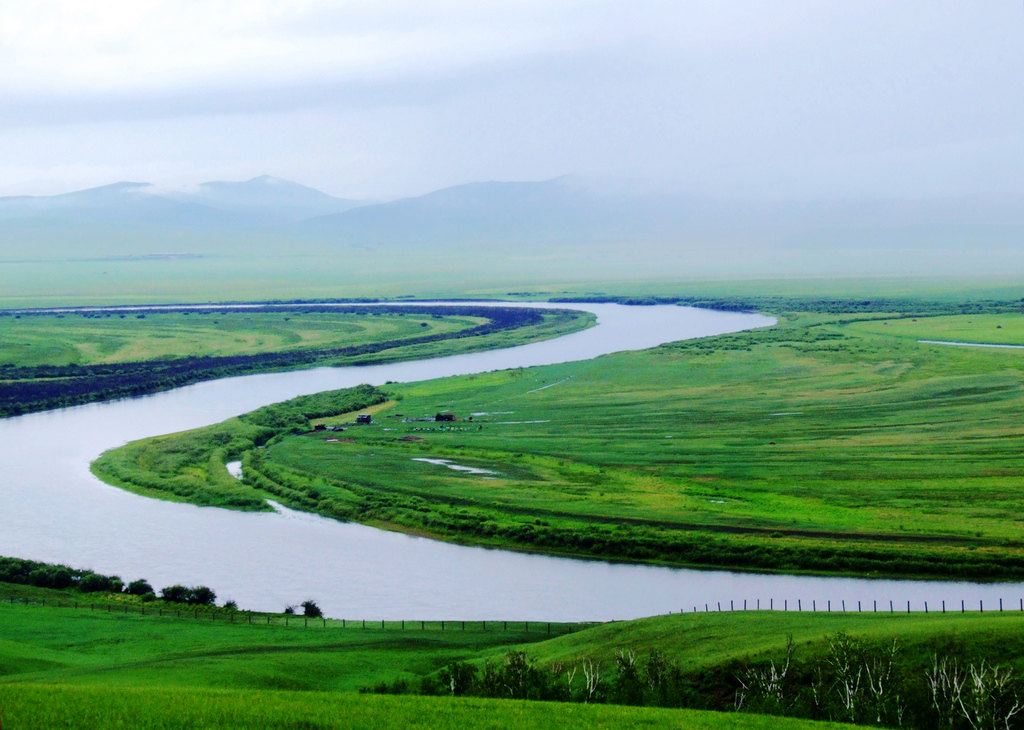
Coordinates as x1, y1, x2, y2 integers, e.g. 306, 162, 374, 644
2, 175, 1024, 275
0, 176, 361, 227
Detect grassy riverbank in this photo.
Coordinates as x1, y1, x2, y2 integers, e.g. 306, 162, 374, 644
93, 308, 1024, 578
2, 583, 1022, 727
0, 305, 592, 416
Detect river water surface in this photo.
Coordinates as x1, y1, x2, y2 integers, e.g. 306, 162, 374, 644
1, 302, 1021, 620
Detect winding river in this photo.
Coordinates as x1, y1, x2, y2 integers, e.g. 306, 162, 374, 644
1, 302, 1021, 620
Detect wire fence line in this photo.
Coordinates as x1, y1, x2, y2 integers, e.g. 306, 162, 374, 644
1, 595, 590, 634
5, 594, 1024, 632
683, 596, 1024, 614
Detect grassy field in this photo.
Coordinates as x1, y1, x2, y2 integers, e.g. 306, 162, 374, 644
0, 309, 483, 367
94, 310, 1024, 578
849, 313, 1024, 345
2, 586, 1022, 727
0, 305, 593, 416
0, 685, 846, 729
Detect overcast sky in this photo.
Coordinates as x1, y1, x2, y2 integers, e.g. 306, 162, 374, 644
1, 1, 1022, 199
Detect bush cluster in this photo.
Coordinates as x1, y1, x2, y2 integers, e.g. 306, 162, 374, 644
368, 635, 1024, 729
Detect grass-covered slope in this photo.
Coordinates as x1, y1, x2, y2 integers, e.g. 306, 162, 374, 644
4, 589, 1022, 728
93, 311, 1024, 578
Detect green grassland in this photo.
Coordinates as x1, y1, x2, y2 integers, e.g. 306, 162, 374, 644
94, 310, 1024, 578
0, 685, 842, 729
0, 306, 593, 416
0, 309, 484, 367
2, 585, 1022, 727
849, 313, 1024, 345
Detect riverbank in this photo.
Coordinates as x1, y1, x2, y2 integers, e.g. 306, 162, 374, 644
0, 304, 593, 416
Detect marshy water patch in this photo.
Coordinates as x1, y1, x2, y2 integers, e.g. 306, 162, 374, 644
225, 461, 243, 479
412, 457, 500, 476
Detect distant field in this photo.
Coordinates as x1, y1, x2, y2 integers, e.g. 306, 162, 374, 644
0, 309, 484, 367
0, 305, 593, 416
849, 313, 1024, 345
95, 311, 1024, 578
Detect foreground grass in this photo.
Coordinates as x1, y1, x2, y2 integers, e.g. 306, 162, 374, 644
4, 591, 1023, 727
0, 684, 847, 729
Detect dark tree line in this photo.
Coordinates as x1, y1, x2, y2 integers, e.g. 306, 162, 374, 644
0, 555, 216, 605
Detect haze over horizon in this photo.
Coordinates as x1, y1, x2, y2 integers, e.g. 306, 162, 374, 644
3, 1, 1023, 203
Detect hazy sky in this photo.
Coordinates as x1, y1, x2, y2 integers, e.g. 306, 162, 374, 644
1, 1, 1022, 199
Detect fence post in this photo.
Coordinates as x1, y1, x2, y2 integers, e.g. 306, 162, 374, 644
813, 600, 816, 612
744, 599, 747, 611
942, 600, 945, 614
784, 600, 787, 611
757, 599, 760, 610
906, 601, 910, 614
999, 598, 1003, 612
980, 600, 984, 613
858, 601, 861, 612
770, 599, 773, 611
402, 620, 405, 630
842, 600, 846, 613
383, 620, 386, 629
874, 600, 877, 612
889, 600, 893, 613
962, 600, 965, 614
717, 602, 721, 612
441, 621, 444, 630
730, 600, 734, 611
925, 602, 928, 613
798, 599, 801, 611
827, 600, 831, 613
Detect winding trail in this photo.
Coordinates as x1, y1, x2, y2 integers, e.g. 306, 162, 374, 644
0, 302, 1021, 620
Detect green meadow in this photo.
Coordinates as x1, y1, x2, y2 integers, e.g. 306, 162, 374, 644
94, 309, 1024, 578
0, 309, 483, 367
1, 584, 1021, 728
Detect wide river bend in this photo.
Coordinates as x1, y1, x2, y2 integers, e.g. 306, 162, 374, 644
1, 302, 1021, 620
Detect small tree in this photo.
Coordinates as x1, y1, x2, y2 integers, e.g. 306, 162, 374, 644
126, 579, 154, 596
188, 586, 217, 606
301, 600, 323, 618
160, 585, 191, 603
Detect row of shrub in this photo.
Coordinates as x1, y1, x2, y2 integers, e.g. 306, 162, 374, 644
0, 556, 218, 605
368, 633, 1024, 729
